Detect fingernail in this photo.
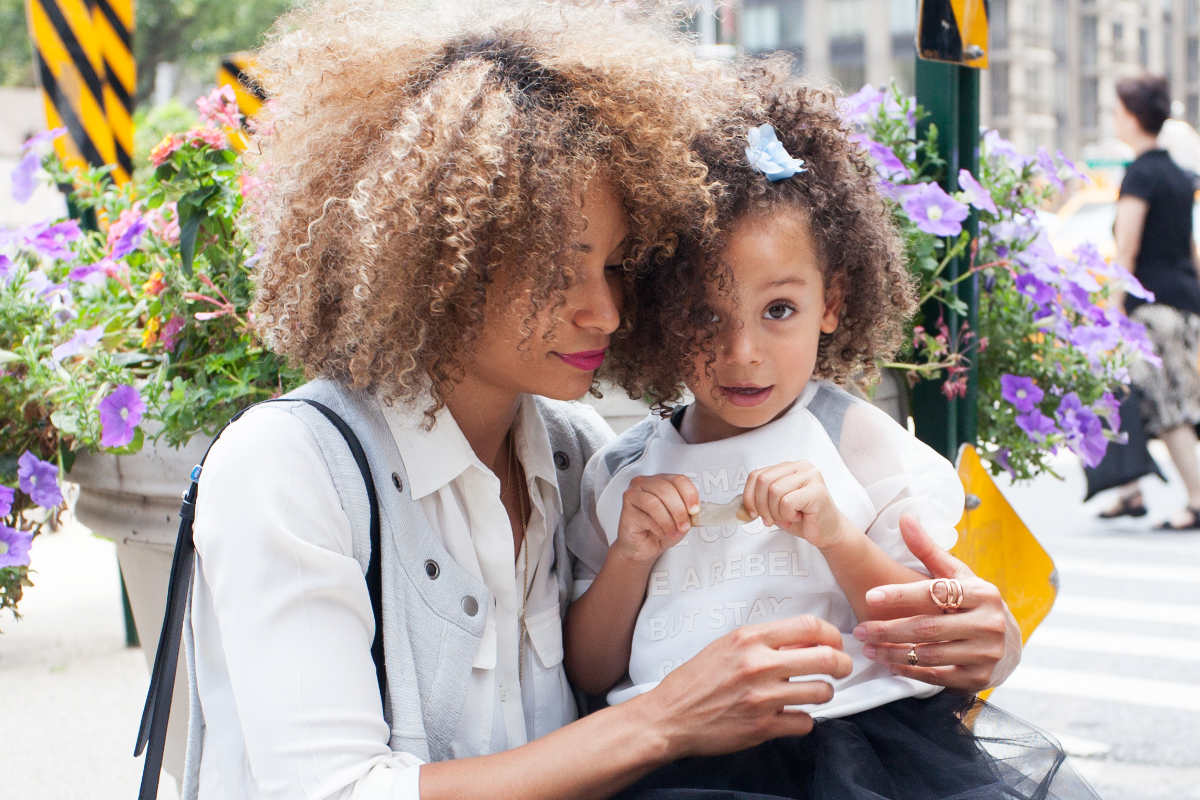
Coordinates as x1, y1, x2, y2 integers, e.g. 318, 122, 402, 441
852, 625, 866, 641
688, 504, 700, 515
862, 644, 877, 659
865, 588, 886, 604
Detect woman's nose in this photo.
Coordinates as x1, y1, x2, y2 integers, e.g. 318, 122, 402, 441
573, 272, 622, 334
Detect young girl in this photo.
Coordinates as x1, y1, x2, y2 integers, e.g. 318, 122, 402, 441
565, 74, 1099, 799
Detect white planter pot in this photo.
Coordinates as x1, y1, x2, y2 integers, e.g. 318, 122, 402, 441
71, 434, 209, 786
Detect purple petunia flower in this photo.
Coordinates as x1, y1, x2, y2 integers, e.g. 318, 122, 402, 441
1057, 150, 1089, 184
98, 384, 145, 448
983, 129, 1030, 168
51, 325, 104, 363
1001, 374, 1044, 412
68, 260, 111, 286
839, 85, 887, 122
1056, 392, 1107, 467
108, 213, 148, 261
1016, 408, 1058, 442
0, 523, 33, 568
993, 447, 1016, 479
901, 182, 969, 237
1095, 391, 1122, 433
21, 219, 82, 262
957, 169, 997, 215
0, 484, 14, 517
17, 451, 64, 509
851, 133, 909, 178
1036, 147, 1065, 191
1015, 273, 1057, 307
0, 254, 13, 283
10, 128, 65, 205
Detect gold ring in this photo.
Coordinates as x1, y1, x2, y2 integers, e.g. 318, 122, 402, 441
929, 578, 964, 613
906, 645, 919, 666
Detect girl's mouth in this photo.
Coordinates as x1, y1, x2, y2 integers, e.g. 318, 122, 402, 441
719, 385, 773, 407
557, 349, 607, 371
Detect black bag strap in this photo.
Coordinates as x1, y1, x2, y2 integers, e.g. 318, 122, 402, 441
133, 398, 385, 800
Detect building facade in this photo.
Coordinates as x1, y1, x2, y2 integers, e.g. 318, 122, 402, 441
710, 0, 1200, 160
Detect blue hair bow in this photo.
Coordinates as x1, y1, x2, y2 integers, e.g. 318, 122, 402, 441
745, 123, 806, 182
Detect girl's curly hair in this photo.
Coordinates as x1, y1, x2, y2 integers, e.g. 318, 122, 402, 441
244, 0, 728, 413
615, 58, 916, 408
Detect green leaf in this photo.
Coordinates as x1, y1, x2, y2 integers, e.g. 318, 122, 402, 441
179, 210, 204, 278
103, 426, 145, 456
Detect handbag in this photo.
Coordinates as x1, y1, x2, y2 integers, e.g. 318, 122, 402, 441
1083, 386, 1166, 501
133, 398, 385, 800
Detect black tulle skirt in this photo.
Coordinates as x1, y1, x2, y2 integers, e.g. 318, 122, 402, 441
614, 692, 1100, 800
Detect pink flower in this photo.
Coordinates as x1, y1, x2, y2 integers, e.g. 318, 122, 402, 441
145, 202, 180, 245
150, 134, 183, 166
185, 126, 229, 151
196, 85, 241, 130
160, 316, 185, 352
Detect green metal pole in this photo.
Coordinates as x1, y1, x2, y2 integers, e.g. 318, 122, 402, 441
119, 562, 140, 648
912, 59, 980, 460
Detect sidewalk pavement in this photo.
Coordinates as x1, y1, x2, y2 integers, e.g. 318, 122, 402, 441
1, 518, 179, 800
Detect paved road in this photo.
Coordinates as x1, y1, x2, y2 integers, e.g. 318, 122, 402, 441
989, 442, 1200, 799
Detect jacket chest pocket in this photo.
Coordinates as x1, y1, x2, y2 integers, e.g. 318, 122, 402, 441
524, 605, 564, 668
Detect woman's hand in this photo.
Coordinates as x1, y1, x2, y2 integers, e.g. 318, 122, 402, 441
852, 516, 1022, 691
614, 473, 700, 564
633, 615, 854, 759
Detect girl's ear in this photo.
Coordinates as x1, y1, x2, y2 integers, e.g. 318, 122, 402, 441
820, 280, 843, 334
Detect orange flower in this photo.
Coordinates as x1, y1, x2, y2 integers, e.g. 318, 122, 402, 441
141, 316, 161, 347
150, 134, 182, 166
142, 270, 166, 296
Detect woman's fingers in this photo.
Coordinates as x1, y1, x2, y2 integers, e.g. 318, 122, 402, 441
748, 614, 848, 654
861, 639, 1002, 669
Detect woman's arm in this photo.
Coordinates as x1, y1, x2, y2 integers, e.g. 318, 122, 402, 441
852, 516, 1022, 691
1112, 194, 1150, 309
423, 615, 853, 800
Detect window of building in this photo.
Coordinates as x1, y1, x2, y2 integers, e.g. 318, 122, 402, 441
991, 63, 1010, 118
1081, 17, 1098, 68
1140, 27, 1149, 67
890, 0, 915, 35
830, 0, 866, 37
830, 33, 866, 92
1189, 93, 1200, 127
1082, 76, 1099, 130
1190, 37, 1200, 83
742, 2, 783, 51
1052, 0, 1068, 51
991, 0, 1008, 49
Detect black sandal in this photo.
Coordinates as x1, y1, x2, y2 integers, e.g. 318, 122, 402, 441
1099, 492, 1147, 519
1155, 507, 1200, 531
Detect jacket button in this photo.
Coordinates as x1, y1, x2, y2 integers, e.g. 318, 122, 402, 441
553, 451, 570, 470
391, 472, 403, 491
461, 595, 479, 616
424, 559, 439, 579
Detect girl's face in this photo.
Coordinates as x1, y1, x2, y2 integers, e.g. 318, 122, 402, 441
683, 210, 840, 444
465, 178, 629, 405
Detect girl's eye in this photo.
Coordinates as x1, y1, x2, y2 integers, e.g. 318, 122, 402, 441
764, 302, 795, 321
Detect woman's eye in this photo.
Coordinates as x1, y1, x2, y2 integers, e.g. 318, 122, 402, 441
764, 302, 795, 320
604, 263, 623, 277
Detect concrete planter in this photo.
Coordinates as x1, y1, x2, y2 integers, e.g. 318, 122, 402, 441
70, 435, 208, 786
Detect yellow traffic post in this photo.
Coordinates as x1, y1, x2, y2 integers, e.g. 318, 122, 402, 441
26, 0, 124, 182
92, 0, 135, 182
917, 0, 990, 69
218, 53, 265, 117
951, 444, 1058, 699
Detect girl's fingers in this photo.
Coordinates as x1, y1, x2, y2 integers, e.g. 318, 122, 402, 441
629, 475, 694, 534
746, 463, 809, 526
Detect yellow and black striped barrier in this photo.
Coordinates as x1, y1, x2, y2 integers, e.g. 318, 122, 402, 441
25, 0, 134, 184
917, 0, 989, 69
217, 52, 266, 123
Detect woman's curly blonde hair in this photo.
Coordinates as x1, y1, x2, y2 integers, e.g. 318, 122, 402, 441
616, 58, 916, 408
244, 0, 729, 412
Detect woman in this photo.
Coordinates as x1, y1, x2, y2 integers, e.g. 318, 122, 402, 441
1103, 73, 1200, 530
181, 2, 1024, 797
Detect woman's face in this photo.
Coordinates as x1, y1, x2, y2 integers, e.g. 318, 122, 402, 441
1113, 97, 1140, 145
465, 178, 629, 404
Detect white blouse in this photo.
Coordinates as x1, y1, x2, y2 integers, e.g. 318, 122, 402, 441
190, 393, 578, 799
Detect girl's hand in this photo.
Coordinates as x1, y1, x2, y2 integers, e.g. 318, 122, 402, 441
613, 473, 700, 564
742, 461, 854, 551
852, 516, 1022, 691
634, 615, 854, 758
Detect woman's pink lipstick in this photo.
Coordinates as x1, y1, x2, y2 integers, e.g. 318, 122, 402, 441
558, 348, 607, 371
720, 384, 773, 407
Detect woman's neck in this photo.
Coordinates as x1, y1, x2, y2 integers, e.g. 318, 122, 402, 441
443, 380, 522, 473
1126, 130, 1159, 157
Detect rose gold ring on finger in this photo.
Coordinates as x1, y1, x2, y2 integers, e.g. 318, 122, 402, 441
906, 645, 919, 666
929, 578, 964, 613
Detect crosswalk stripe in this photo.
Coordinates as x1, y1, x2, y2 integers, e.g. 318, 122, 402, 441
1001, 666, 1200, 712
1052, 557, 1200, 583
1029, 627, 1200, 661
1051, 595, 1200, 625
